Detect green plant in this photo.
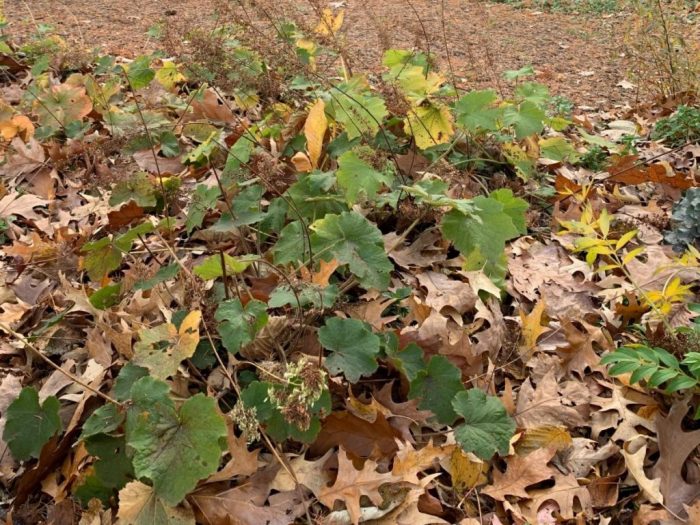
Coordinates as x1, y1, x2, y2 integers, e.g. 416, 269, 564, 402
579, 145, 609, 171
665, 187, 700, 251
651, 105, 700, 147
601, 344, 700, 405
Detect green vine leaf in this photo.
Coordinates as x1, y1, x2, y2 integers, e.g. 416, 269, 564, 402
215, 299, 269, 354
125, 377, 227, 505
409, 355, 464, 425
455, 90, 502, 133
452, 389, 516, 459
336, 150, 393, 205
503, 101, 546, 139
3, 387, 61, 461
318, 317, 381, 382
311, 211, 392, 290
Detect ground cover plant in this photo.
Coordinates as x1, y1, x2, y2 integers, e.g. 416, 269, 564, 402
0, 1, 699, 524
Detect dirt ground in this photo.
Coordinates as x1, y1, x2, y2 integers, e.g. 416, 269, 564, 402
5, 0, 640, 108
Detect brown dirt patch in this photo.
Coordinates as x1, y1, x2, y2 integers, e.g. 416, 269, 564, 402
2, 0, 647, 108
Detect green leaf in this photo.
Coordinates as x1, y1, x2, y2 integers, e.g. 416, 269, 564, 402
186, 185, 220, 233
89, 283, 121, 310
515, 82, 549, 106
327, 88, 388, 140
503, 101, 545, 139
452, 389, 515, 459
455, 90, 502, 133
193, 254, 256, 280
113, 363, 149, 401
409, 355, 464, 425
441, 193, 525, 277
286, 171, 346, 221
405, 102, 454, 150
3, 387, 61, 460
231, 185, 266, 226
126, 377, 226, 505
134, 263, 180, 291
81, 403, 125, 440
215, 299, 268, 354
126, 56, 155, 90
336, 150, 393, 205
272, 221, 307, 265
310, 211, 392, 290
489, 189, 529, 234
74, 434, 133, 504
539, 137, 577, 162
318, 317, 381, 382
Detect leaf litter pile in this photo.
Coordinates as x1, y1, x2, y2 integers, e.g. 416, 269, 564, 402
0, 5, 700, 525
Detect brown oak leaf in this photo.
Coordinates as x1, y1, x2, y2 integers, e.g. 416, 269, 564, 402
482, 447, 556, 501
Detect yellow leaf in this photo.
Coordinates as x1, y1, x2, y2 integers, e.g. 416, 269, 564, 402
519, 299, 550, 358
315, 8, 344, 37
615, 229, 638, 251
598, 209, 610, 238
446, 448, 488, 491
0, 115, 34, 141
304, 99, 327, 169
622, 246, 645, 265
155, 61, 185, 90
405, 102, 454, 150
177, 310, 202, 357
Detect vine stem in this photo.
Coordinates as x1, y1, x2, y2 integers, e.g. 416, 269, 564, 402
0, 322, 123, 406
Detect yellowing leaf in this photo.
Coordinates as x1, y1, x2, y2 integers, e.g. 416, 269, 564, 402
304, 99, 327, 169
117, 481, 195, 524
445, 448, 488, 491
405, 102, 454, 150
155, 61, 186, 90
133, 311, 202, 380
315, 8, 344, 37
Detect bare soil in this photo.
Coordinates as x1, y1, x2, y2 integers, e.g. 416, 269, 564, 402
4, 0, 643, 108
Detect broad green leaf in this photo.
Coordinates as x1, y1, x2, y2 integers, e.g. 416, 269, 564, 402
74, 434, 133, 504
215, 299, 268, 354
452, 389, 516, 459
126, 56, 155, 90
515, 82, 549, 106
3, 387, 61, 460
113, 363, 149, 401
327, 87, 387, 140
336, 150, 393, 205
318, 317, 381, 382
117, 481, 195, 525
409, 355, 464, 425
193, 254, 256, 280
82, 237, 123, 281
272, 221, 308, 265
231, 185, 266, 226
489, 189, 529, 234
503, 101, 545, 139
33, 84, 93, 128
132, 311, 201, 380
405, 102, 454, 150
455, 90, 501, 133
310, 211, 392, 290
268, 282, 339, 309
89, 283, 121, 310
441, 194, 524, 277
286, 171, 346, 220
81, 403, 125, 440
126, 377, 226, 505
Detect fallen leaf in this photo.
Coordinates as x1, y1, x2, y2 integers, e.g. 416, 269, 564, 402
483, 447, 556, 501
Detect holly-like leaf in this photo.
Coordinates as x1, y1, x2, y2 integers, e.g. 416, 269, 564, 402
336, 150, 393, 205
132, 311, 202, 380
126, 377, 226, 505
409, 355, 464, 425
215, 299, 268, 354
3, 387, 61, 461
405, 102, 454, 150
311, 211, 392, 290
452, 389, 516, 459
117, 481, 195, 525
318, 317, 381, 382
